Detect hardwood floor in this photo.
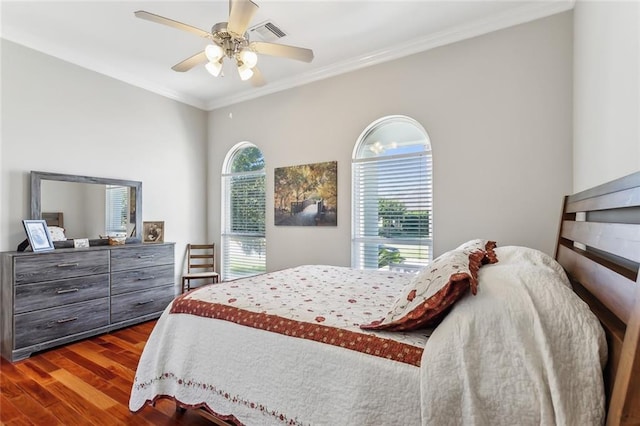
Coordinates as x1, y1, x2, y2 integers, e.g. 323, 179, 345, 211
0, 321, 214, 425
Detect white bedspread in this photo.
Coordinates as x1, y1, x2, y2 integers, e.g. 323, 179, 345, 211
421, 246, 607, 425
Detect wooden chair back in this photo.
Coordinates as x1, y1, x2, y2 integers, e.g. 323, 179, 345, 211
187, 244, 216, 273
181, 244, 219, 293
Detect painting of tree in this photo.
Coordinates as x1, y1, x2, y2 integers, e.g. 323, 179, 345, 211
274, 161, 337, 226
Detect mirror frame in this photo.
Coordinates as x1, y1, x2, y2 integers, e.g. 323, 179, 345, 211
30, 171, 142, 245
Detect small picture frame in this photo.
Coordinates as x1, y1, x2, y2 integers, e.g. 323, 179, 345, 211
73, 238, 90, 248
143, 221, 164, 243
22, 219, 55, 252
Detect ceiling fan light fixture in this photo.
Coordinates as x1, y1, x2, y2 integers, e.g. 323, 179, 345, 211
135, 0, 314, 86
237, 62, 254, 81
205, 60, 223, 77
205, 44, 224, 62
239, 49, 258, 69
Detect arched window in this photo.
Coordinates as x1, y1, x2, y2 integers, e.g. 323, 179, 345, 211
352, 116, 432, 272
221, 142, 266, 280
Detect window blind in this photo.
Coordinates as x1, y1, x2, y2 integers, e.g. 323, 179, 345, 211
352, 152, 432, 271
105, 185, 128, 235
221, 234, 266, 279
222, 170, 266, 280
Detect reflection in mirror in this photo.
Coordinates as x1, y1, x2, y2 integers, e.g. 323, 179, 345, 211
41, 181, 135, 239
31, 171, 142, 244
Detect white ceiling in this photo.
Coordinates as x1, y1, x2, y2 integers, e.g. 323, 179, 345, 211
1, 0, 573, 111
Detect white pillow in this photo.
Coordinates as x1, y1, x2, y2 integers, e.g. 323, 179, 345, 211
48, 226, 67, 241
492, 246, 571, 288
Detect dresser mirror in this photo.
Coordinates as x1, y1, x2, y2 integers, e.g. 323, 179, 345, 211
30, 171, 142, 246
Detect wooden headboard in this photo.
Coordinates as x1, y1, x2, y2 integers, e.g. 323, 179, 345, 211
42, 212, 63, 228
555, 171, 640, 426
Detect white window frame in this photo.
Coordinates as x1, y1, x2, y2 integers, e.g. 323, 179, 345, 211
221, 142, 266, 280
351, 115, 433, 272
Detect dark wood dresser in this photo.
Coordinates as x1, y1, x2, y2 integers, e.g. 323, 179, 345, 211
0, 243, 175, 362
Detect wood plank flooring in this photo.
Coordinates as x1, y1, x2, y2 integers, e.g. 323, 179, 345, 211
0, 321, 214, 425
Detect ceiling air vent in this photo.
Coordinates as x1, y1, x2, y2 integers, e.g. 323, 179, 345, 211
249, 21, 287, 42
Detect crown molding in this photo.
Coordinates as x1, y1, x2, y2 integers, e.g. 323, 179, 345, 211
206, 0, 574, 110
2, 0, 574, 112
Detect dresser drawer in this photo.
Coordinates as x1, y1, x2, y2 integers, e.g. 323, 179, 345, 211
15, 298, 109, 348
15, 251, 109, 285
111, 264, 174, 295
111, 286, 175, 323
15, 274, 109, 314
111, 244, 174, 271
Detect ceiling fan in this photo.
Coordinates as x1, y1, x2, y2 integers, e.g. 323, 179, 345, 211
134, 0, 314, 87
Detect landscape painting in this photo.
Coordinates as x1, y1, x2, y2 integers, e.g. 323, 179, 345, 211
274, 161, 337, 226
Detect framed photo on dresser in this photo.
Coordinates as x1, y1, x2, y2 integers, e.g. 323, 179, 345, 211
22, 219, 55, 252
143, 221, 164, 243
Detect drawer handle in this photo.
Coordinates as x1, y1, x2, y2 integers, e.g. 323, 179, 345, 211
56, 316, 78, 324
56, 288, 79, 295
137, 255, 155, 259
137, 299, 155, 306
57, 263, 79, 268
136, 276, 156, 281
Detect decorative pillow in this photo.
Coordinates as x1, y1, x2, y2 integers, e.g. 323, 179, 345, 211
360, 240, 497, 331
456, 239, 499, 265
48, 226, 67, 242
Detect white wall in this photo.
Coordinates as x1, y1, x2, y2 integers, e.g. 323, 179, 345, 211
209, 12, 574, 271
0, 40, 209, 288
573, 0, 640, 191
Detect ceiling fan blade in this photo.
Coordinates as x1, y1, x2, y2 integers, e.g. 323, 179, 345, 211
250, 41, 314, 63
171, 51, 208, 72
250, 66, 266, 87
134, 11, 210, 39
227, 0, 259, 37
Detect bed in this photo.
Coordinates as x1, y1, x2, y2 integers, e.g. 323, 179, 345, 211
43, 211, 68, 242
129, 171, 640, 425
42, 211, 64, 228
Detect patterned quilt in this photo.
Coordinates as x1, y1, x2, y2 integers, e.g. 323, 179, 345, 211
130, 265, 427, 425
171, 265, 430, 366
